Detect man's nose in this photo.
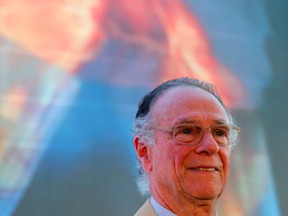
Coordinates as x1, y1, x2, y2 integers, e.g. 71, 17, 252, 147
195, 132, 219, 155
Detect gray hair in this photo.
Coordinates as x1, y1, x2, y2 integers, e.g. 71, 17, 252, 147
133, 77, 233, 196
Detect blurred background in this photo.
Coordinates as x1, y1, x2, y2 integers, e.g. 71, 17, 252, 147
0, 0, 287, 215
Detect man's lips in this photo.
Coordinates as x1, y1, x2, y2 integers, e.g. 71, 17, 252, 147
188, 166, 219, 172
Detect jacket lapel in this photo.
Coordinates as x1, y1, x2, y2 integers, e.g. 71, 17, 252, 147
134, 198, 157, 216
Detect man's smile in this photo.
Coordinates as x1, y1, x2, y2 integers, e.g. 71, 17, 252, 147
189, 167, 218, 172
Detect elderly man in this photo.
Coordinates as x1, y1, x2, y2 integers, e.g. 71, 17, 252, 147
133, 77, 240, 216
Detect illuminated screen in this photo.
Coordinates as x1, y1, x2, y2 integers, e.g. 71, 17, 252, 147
0, 0, 287, 215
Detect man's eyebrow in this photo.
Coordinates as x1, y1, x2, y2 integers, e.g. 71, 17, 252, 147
213, 119, 228, 124
174, 119, 198, 125
174, 118, 228, 125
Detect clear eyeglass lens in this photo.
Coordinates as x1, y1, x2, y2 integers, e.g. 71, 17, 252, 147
211, 125, 230, 145
173, 124, 239, 145
174, 125, 202, 144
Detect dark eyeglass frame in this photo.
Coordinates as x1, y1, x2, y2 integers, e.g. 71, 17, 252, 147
153, 123, 240, 146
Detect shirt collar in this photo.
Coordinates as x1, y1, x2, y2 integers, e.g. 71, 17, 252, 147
150, 196, 219, 216
150, 196, 176, 216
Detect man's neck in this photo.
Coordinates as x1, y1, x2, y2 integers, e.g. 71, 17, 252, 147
151, 193, 217, 216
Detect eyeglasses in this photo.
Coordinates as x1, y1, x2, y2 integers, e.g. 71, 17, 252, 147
154, 123, 240, 146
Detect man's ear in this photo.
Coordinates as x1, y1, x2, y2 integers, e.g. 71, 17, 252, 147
133, 136, 153, 172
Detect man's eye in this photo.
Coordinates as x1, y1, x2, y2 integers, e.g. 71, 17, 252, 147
178, 126, 200, 135
182, 128, 193, 134
214, 129, 228, 137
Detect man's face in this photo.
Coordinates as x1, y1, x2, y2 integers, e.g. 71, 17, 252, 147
148, 86, 231, 202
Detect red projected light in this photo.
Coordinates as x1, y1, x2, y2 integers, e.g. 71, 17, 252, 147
0, 0, 244, 107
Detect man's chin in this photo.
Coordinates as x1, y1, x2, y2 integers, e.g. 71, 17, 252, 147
182, 185, 223, 201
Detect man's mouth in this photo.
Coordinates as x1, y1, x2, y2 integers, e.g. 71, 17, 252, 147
189, 167, 218, 172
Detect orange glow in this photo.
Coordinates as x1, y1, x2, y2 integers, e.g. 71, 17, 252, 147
0, 0, 106, 72
0, 0, 244, 106
102, 0, 245, 107
0, 87, 27, 121
152, 1, 244, 107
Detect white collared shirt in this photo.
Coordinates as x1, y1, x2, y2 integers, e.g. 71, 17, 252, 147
150, 196, 176, 216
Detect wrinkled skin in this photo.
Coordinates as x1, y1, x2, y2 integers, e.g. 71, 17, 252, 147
134, 86, 231, 216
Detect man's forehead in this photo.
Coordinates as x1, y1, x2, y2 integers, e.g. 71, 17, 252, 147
150, 86, 228, 123
152, 86, 219, 109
